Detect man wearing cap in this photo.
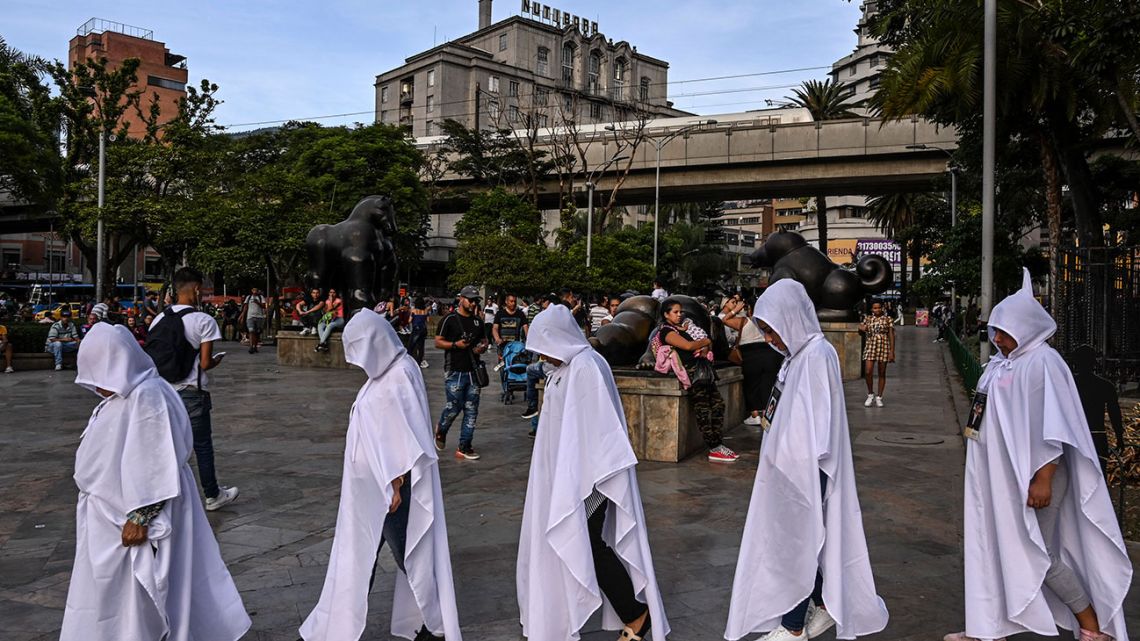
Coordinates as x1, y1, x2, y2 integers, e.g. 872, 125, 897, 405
45, 308, 81, 371
434, 285, 489, 460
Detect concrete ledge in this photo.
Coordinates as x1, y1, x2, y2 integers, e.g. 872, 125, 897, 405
820, 321, 863, 380
613, 365, 746, 463
276, 333, 348, 369
12, 352, 76, 371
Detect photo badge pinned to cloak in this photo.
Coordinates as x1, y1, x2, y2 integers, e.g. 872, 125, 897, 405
760, 386, 782, 432
963, 391, 987, 440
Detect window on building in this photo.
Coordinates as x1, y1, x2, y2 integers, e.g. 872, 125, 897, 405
508, 105, 520, 122
499, 33, 508, 51
509, 80, 520, 97
537, 47, 550, 75
143, 257, 163, 278
589, 102, 602, 119
869, 76, 881, 90
425, 120, 434, 136
1, 248, 19, 270
725, 233, 739, 246
427, 69, 435, 87
535, 87, 550, 105
489, 76, 500, 93
588, 50, 601, 94
614, 58, 627, 83
487, 98, 500, 121
849, 65, 857, 76
426, 95, 434, 113
46, 250, 66, 273
561, 42, 575, 84
147, 75, 184, 91
743, 234, 757, 246
563, 93, 574, 112
536, 113, 549, 128
741, 216, 760, 225
381, 85, 390, 103
639, 77, 651, 102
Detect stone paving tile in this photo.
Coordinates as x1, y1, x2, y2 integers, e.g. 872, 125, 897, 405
1, 327, 1136, 641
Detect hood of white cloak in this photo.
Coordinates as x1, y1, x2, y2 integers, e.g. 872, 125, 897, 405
753, 278, 822, 357
987, 268, 1055, 359
343, 308, 407, 379
525, 304, 591, 364
75, 323, 159, 397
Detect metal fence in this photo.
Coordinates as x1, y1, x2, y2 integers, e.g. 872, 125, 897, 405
1054, 246, 1140, 389
947, 328, 983, 395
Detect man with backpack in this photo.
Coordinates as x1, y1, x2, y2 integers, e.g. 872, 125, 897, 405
240, 287, 268, 354
147, 267, 239, 511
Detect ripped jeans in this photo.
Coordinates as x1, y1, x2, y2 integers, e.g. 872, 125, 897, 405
438, 370, 480, 449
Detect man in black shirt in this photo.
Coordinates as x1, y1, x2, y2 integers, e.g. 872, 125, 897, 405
492, 293, 529, 346
434, 285, 488, 460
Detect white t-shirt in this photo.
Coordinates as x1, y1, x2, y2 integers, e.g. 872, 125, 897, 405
484, 303, 498, 325
651, 288, 668, 301
149, 304, 223, 390
245, 295, 267, 319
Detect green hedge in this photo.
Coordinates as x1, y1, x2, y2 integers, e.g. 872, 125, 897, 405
947, 328, 983, 394
4, 323, 51, 353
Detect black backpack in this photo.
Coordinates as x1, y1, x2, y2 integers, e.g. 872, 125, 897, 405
144, 308, 200, 385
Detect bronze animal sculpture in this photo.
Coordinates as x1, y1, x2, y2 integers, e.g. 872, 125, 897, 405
305, 195, 399, 316
748, 231, 892, 321
589, 294, 728, 368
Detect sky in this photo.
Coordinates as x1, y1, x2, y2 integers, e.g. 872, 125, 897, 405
3, 0, 865, 132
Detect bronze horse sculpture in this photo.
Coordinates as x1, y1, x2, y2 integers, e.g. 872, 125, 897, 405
305, 195, 399, 316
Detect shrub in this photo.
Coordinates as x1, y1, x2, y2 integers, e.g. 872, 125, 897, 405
5, 322, 51, 353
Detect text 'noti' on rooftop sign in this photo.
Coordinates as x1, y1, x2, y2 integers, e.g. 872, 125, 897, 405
521, 0, 600, 36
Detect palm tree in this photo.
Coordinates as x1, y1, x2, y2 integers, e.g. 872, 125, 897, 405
866, 193, 942, 304
786, 79, 861, 253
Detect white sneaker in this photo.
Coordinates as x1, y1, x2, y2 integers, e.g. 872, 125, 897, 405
205, 486, 239, 511
943, 633, 1005, 641
757, 625, 806, 641
874, 395, 884, 407
743, 414, 763, 426
420, 360, 429, 369
863, 393, 875, 407
3, 366, 12, 373
54, 364, 62, 371
805, 603, 836, 638
300, 328, 310, 336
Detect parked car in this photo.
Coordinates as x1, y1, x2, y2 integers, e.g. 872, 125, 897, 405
33, 302, 85, 322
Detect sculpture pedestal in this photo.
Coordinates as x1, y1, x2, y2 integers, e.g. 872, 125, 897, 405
277, 332, 349, 369
608, 366, 745, 463
820, 321, 863, 380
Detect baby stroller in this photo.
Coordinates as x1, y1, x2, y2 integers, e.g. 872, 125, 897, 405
499, 340, 530, 404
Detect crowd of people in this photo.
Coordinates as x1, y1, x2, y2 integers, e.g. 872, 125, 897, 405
20, 267, 1131, 641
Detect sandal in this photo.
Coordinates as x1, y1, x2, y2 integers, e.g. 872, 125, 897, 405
617, 613, 651, 641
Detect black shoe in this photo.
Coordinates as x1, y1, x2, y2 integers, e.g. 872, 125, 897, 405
249, 346, 256, 354
521, 406, 539, 419
527, 429, 536, 439
434, 428, 445, 452
414, 625, 443, 641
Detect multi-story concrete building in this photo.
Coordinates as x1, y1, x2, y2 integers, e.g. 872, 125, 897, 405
829, 1, 892, 106
68, 18, 188, 137
375, 0, 690, 138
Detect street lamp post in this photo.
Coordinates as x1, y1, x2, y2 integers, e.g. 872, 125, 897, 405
981, 0, 997, 361
96, 130, 106, 302
585, 150, 628, 268
652, 119, 717, 270
907, 143, 959, 318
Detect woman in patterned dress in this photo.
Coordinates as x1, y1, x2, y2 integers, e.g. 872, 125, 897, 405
859, 300, 895, 407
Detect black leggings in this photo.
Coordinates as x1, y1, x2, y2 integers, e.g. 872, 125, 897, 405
588, 499, 649, 625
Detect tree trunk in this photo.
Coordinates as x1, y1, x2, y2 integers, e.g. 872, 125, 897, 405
898, 238, 909, 305
910, 240, 921, 283
1116, 88, 1140, 144
1038, 133, 1064, 317
815, 194, 829, 253
1046, 104, 1103, 247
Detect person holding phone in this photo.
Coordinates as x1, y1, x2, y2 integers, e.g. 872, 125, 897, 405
434, 286, 488, 460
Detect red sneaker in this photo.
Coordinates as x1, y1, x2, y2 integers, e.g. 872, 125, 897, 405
708, 445, 739, 463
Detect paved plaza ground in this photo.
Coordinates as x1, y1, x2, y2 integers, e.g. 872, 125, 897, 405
1, 326, 1137, 641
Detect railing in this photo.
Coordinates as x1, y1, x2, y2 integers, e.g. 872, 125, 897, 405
947, 328, 983, 395
77, 18, 153, 40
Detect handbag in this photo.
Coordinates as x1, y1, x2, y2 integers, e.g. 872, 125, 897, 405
689, 358, 717, 386
727, 322, 744, 365
469, 349, 490, 388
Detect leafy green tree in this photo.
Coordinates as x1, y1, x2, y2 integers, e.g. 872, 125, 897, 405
0, 36, 61, 207
786, 79, 860, 253
450, 188, 552, 292
865, 192, 948, 302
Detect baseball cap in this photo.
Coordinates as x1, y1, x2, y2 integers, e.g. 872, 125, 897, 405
457, 285, 481, 300
60, 308, 72, 317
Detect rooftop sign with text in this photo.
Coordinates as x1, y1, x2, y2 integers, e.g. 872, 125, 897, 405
520, 0, 600, 37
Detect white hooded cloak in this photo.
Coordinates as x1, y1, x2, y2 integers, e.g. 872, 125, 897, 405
964, 269, 1131, 640
61, 323, 250, 641
725, 279, 888, 640
517, 305, 669, 641
300, 309, 461, 641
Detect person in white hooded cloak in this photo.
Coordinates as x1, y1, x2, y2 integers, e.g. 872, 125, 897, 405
725, 279, 888, 641
944, 269, 1131, 641
517, 304, 669, 641
60, 323, 251, 641
300, 309, 461, 641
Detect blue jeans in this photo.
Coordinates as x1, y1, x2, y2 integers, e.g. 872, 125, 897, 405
368, 477, 411, 589
317, 316, 344, 344
525, 361, 546, 406
781, 471, 828, 631
45, 341, 79, 366
438, 371, 480, 449
178, 389, 220, 499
